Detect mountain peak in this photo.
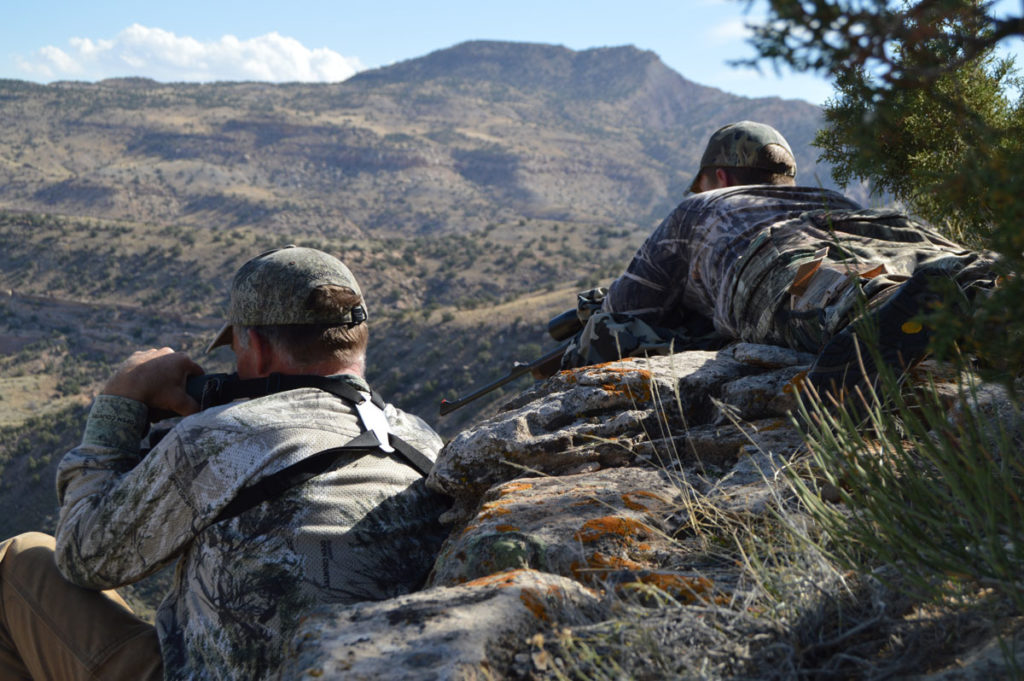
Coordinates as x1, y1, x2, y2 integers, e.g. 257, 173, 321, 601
351, 40, 670, 100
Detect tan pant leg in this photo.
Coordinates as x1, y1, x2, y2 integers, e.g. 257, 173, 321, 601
0, 532, 163, 681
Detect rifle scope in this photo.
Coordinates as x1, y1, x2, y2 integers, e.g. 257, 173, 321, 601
547, 309, 582, 341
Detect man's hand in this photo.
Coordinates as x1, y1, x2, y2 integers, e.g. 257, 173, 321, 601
102, 348, 204, 417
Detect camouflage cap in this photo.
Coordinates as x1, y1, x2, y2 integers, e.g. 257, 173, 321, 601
690, 121, 797, 190
206, 245, 366, 353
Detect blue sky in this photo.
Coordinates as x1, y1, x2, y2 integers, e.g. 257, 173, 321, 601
3, 0, 1022, 105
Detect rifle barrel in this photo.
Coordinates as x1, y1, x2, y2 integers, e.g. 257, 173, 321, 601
439, 343, 567, 416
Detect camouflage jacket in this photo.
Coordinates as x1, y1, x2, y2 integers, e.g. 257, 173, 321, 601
604, 185, 998, 353
55, 375, 448, 681
603, 185, 861, 341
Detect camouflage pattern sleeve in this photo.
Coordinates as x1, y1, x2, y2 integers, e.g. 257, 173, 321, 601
602, 198, 699, 328
54, 395, 204, 588
603, 186, 864, 337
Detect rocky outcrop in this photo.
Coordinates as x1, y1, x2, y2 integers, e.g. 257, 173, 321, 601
278, 345, 1022, 680
278, 345, 811, 679
427, 344, 810, 526
284, 569, 605, 680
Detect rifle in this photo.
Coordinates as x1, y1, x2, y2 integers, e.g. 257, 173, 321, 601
438, 308, 582, 416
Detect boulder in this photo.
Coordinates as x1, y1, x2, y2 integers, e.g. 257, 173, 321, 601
429, 467, 692, 589
279, 569, 604, 680
427, 347, 809, 524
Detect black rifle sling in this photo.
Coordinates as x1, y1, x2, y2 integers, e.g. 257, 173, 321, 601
209, 374, 434, 525
198, 373, 381, 410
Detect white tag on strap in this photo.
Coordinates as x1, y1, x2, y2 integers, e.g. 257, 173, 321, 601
353, 394, 394, 453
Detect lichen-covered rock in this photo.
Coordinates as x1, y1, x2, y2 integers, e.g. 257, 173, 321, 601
943, 376, 1024, 451
427, 359, 673, 522
715, 368, 804, 422
278, 569, 604, 681
427, 350, 808, 523
286, 344, 1021, 680
634, 417, 806, 471
429, 467, 689, 589
727, 342, 815, 370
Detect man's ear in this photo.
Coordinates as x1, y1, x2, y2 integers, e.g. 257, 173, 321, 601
245, 328, 276, 377
715, 168, 731, 188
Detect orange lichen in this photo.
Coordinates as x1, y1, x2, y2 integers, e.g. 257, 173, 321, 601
621, 490, 668, 512
596, 366, 654, 402
566, 363, 657, 400
498, 481, 534, 496
573, 516, 654, 544
622, 573, 719, 605
495, 524, 521, 533
602, 382, 649, 401
464, 569, 529, 589
784, 370, 808, 394
593, 360, 645, 371
754, 419, 788, 432
520, 589, 549, 621
571, 552, 649, 582
589, 552, 646, 571
479, 498, 515, 520
479, 506, 512, 520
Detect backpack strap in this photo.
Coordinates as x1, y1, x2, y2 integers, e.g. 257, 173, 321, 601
387, 433, 436, 478
205, 373, 436, 524
212, 430, 436, 524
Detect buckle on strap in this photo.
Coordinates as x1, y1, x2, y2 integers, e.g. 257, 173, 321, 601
353, 393, 394, 453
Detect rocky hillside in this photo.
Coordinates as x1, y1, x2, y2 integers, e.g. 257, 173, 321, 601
0, 41, 837, 241
0, 39, 1019, 678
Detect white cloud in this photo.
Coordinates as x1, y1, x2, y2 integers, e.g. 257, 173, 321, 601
710, 18, 754, 44
15, 24, 365, 83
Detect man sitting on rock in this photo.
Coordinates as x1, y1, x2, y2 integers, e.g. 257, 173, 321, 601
564, 121, 1001, 401
0, 246, 449, 680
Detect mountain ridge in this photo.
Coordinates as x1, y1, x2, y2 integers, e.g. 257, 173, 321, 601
0, 40, 839, 240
